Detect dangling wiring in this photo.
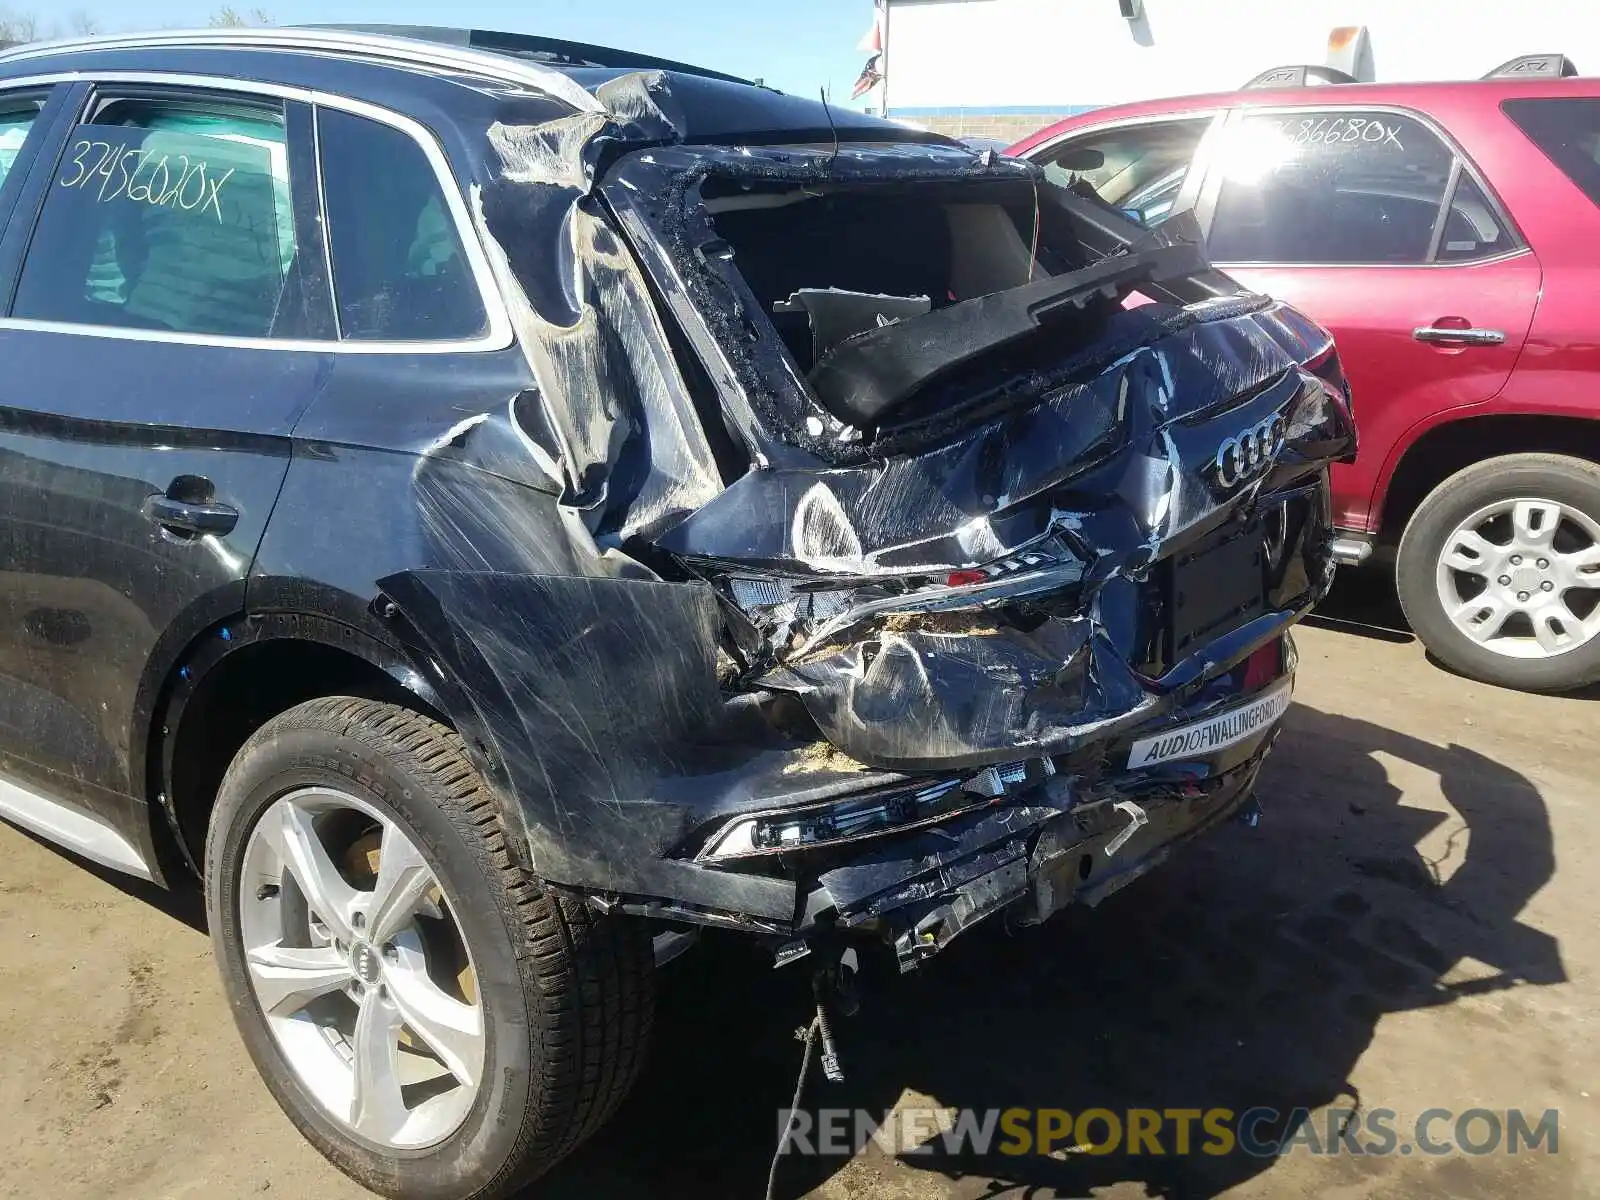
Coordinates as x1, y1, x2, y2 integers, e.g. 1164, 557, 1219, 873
765, 1015, 821, 1200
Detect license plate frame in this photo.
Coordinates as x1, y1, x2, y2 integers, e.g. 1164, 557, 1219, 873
1169, 520, 1268, 656
1126, 677, 1293, 768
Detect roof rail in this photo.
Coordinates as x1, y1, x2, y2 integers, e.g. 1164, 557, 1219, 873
0, 25, 604, 113
1242, 64, 1357, 89
1483, 53, 1579, 79
1241, 64, 1356, 88
312, 24, 753, 86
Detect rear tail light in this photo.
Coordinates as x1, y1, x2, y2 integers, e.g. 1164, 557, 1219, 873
1241, 639, 1283, 691
719, 545, 1083, 653
1305, 344, 1352, 416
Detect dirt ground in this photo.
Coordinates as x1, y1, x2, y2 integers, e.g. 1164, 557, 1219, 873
1, 575, 1596, 1200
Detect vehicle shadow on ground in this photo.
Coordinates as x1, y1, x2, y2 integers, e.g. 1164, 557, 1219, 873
1, 825, 210, 932
1303, 566, 1414, 643
533, 701, 1564, 1199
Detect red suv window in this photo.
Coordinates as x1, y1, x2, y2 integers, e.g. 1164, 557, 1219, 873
1208, 109, 1491, 264
1502, 97, 1600, 208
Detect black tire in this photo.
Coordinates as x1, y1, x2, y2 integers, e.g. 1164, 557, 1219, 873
1397, 453, 1600, 692
204, 697, 654, 1200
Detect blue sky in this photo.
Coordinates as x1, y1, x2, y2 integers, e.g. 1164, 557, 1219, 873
40, 0, 875, 103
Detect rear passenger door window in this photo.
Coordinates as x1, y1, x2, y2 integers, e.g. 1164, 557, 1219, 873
317, 107, 487, 342
1198, 105, 1540, 536
1205, 109, 1517, 266
1208, 111, 1460, 264
12, 92, 304, 338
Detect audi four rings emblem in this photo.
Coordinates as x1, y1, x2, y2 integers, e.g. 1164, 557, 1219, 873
1213, 415, 1287, 487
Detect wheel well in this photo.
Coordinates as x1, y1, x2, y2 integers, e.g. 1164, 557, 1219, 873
1379, 415, 1600, 546
162, 638, 443, 872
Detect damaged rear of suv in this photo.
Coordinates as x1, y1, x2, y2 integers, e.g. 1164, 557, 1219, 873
561, 138, 1355, 957
0, 26, 1353, 1200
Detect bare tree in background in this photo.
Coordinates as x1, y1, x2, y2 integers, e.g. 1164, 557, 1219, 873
0, 8, 41, 42
210, 5, 275, 25
0, 5, 275, 44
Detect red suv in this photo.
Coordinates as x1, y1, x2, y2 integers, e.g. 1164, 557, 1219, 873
1013, 71, 1600, 692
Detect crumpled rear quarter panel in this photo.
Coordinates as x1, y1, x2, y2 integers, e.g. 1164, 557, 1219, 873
365, 71, 1354, 926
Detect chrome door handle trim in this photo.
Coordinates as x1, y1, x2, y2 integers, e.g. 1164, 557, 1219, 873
1413, 326, 1506, 346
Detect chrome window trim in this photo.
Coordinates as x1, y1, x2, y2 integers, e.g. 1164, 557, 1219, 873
309, 90, 342, 339
1424, 157, 1465, 263
0, 70, 514, 356
0, 26, 604, 116
1212, 246, 1536, 271
1020, 108, 1227, 160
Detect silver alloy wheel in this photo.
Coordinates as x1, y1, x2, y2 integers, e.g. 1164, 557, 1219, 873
1435, 497, 1600, 659
238, 787, 485, 1149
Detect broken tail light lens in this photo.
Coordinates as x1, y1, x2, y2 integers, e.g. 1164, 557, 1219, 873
726, 548, 1079, 641
727, 576, 856, 628
696, 757, 1053, 861
1241, 639, 1283, 691
698, 779, 968, 861
1304, 344, 1352, 417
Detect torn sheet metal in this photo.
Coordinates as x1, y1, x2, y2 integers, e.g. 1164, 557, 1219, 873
373, 74, 1354, 936
773, 288, 933, 364
471, 70, 722, 543
377, 569, 799, 920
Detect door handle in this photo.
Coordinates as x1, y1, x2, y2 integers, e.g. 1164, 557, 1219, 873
1413, 325, 1506, 346
143, 493, 239, 537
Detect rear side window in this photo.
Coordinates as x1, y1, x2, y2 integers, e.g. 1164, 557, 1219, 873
317, 107, 487, 342
1038, 117, 1209, 227
1502, 97, 1600, 208
13, 95, 301, 338
1436, 172, 1517, 262
1209, 111, 1457, 264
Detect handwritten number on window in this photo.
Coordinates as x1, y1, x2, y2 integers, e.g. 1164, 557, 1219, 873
57, 137, 235, 221
1264, 116, 1406, 152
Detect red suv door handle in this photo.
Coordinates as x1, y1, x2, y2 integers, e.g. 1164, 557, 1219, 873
1413, 325, 1506, 346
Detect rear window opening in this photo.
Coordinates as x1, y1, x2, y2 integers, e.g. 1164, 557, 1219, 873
702, 176, 1154, 428
705, 179, 1087, 370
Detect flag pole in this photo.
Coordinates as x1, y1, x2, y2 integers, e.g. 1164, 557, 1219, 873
880, 0, 890, 117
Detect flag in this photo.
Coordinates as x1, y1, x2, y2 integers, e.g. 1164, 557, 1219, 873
851, 53, 883, 100
852, 1, 886, 99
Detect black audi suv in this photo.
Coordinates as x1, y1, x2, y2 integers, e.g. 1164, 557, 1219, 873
0, 24, 1354, 1198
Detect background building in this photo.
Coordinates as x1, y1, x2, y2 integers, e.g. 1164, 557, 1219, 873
865, 0, 1600, 141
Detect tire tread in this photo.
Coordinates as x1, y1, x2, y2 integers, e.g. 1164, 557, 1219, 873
212, 696, 654, 1199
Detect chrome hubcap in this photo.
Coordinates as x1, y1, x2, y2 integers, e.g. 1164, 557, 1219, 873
239, 788, 484, 1149
1435, 497, 1600, 660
